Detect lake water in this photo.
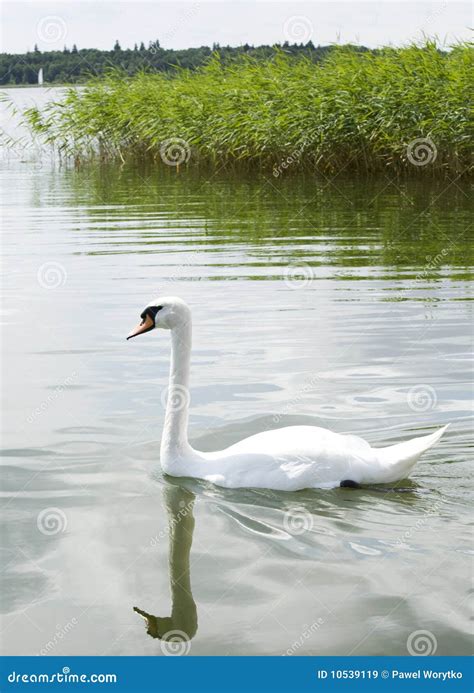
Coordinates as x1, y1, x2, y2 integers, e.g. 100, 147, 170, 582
1, 88, 472, 657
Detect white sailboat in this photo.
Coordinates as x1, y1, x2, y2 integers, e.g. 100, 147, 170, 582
37, 68, 44, 86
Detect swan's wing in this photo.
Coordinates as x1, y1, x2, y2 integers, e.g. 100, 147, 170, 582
279, 454, 319, 478
341, 433, 373, 454
200, 426, 379, 490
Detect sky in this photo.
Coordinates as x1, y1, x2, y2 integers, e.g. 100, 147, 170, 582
0, 1, 471, 54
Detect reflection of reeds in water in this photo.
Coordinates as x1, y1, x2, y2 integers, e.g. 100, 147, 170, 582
134, 484, 197, 644
59, 162, 473, 275
23, 42, 472, 175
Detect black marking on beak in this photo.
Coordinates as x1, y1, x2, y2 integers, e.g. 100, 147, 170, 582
126, 305, 163, 340
140, 306, 162, 322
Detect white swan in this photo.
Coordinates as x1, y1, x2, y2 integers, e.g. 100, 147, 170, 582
127, 297, 449, 491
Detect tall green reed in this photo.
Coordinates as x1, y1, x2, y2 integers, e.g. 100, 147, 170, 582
22, 42, 473, 175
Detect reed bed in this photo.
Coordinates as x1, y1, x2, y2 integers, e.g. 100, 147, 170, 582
23, 42, 472, 175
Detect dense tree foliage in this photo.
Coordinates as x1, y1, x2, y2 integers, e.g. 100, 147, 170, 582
0, 41, 365, 85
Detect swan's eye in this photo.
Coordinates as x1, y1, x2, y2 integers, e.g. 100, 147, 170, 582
140, 306, 163, 324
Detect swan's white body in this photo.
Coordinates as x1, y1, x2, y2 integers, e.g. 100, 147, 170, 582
168, 424, 448, 491
129, 297, 449, 491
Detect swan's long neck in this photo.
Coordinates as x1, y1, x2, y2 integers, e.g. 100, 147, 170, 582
133, 487, 197, 641
168, 491, 196, 633
160, 319, 192, 468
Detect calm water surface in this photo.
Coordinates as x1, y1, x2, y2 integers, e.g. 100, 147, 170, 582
1, 88, 473, 657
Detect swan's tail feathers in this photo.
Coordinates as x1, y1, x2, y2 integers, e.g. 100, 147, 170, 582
376, 424, 450, 483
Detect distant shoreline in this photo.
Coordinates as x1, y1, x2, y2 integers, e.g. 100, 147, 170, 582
0, 42, 348, 87
1, 83, 81, 89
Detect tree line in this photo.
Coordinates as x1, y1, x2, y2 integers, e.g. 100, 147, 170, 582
0, 41, 368, 85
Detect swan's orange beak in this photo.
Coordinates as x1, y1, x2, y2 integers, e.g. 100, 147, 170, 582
127, 313, 154, 340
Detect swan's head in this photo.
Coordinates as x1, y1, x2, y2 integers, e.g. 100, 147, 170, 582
133, 606, 197, 641
127, 296, 191, 340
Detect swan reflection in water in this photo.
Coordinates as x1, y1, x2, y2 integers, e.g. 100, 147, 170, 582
134, 484, 198, 645
132, 467, 423, 648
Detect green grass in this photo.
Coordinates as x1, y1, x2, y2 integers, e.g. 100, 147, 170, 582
23, 42, 473, 175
